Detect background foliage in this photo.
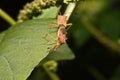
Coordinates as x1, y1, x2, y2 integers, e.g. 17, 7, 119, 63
0, 0, 120, 80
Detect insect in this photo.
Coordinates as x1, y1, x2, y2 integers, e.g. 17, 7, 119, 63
52, 14, 72, 50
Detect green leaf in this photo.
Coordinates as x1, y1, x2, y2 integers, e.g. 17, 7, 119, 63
34, 6, 60, 19
28, 44, 75, 80
47, 44, 75, 60
0, 19, 58, 80
42, 44, 75, 63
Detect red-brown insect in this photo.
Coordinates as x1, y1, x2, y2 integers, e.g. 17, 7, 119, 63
53, 14, 72, 50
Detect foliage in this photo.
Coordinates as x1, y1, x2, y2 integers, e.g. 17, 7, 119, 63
0, 0, 120, 80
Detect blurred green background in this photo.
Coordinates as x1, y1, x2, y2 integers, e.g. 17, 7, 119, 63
0, 0, 120, 80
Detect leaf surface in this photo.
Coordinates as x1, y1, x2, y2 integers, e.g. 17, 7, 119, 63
35, 6, 60, 19
44, 44, 75, 61
0, 19, 58, 80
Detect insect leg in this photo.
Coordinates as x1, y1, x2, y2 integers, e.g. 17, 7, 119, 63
50, 23, 57, 27
66, 23, 72, 30
44, 23, 58, 38
42, 31, 58, 45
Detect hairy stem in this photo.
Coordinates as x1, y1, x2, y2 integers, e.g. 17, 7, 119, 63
0, 9, 16, 25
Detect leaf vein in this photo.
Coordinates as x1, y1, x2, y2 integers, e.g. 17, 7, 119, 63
2, 56, 14, 80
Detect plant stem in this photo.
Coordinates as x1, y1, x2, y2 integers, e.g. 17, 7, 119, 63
43, 61, 60, 80
0, 9, 16, 25
64, 3, 76, 20
81, 15, 120, 53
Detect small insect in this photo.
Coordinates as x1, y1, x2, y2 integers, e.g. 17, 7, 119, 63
53, 14, 72, 50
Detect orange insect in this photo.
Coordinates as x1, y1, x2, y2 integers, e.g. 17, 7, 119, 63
53, 14, 72, 50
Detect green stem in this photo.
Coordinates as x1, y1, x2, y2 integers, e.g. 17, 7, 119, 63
81, 16, 120, 53
43, 61, 60, 80
0, 8, 16, 25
